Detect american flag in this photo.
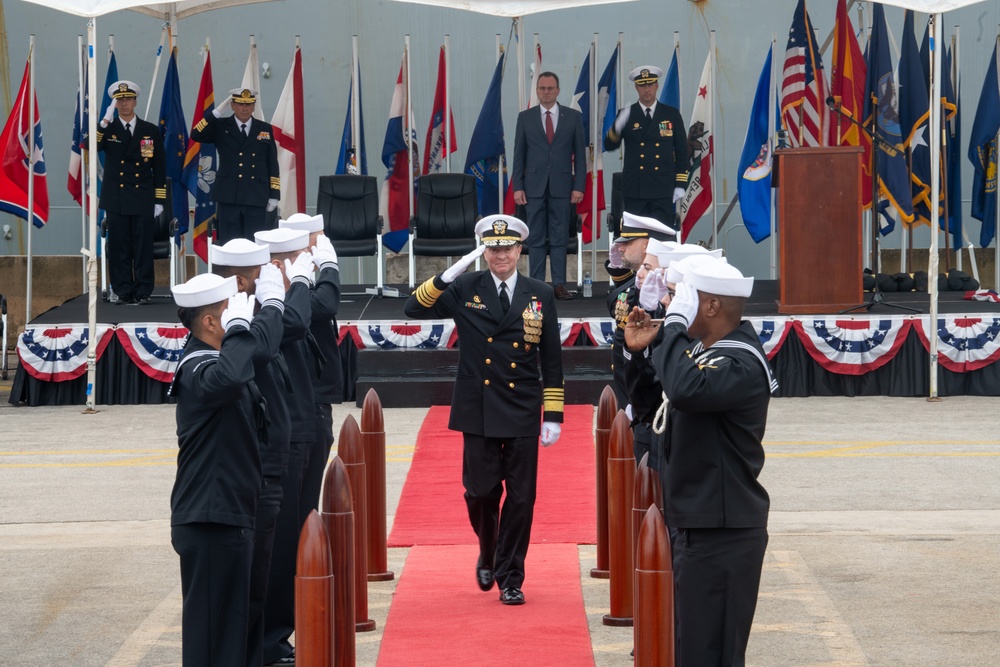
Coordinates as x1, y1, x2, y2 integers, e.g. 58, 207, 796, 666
781, 0, 829, 147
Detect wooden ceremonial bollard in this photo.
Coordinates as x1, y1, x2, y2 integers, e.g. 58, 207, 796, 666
603, 409, 635, 627
635, 504, 674, 667
633, 453, 664, 658
361, 388, 394, 582
295, 511, 335, 667
338, 415, 376, 632
592, 385, 617, 579
320, 456, 355, 667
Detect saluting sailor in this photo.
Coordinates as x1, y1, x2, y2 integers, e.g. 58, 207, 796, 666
404, 215, 564, 607
604, 66, 690, 229
191, 87, 280, 243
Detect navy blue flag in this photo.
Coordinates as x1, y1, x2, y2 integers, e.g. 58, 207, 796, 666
599, 46, 619, 145
570, 49, 591, 141
659, 46, 680, 109
968, 41, 1000, 248
738, 45, 776, 244
157, 48, 189, 243
943, 45, 962, 249
337, 65, 368, 175
464, 54, 507, 216
864, 3, 913, 234
898, 11, 932, 226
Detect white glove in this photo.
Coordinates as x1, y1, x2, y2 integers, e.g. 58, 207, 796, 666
101, 99, 118, 126
441, 245, 486, 283
284, 251, 315, 287
540, 422, 561, 447
153, 204, 164, 218
673, 187, 685, 204
608, 242, 625, 269
311, 234, 338, 270
213, 96, 232, 118
266, 198, 279, 213
613, 108, 629, 135
255, 262, 285, 305
221, 292, 256, 332
639, 268, 670, 311
666, 281, 699, 326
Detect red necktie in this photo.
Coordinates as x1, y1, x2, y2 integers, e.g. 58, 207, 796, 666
545, 110, 554, 144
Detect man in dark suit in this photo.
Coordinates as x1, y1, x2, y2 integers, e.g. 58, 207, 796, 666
512, 72, 586, 300
405, 215, 564, 606
191, 88, 280, 243
604, 66, 690, 230
97, 80, 166, 305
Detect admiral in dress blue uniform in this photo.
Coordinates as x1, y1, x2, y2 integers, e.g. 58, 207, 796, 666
604, 66, 690, 229
96, 81, 166, 305
404, 215, 564, 606
190, 88, 280, 243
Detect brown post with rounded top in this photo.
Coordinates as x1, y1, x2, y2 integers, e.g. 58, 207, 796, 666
592, 385, 617, 578
603, 409, 635, 627
320, 456, 355, 667
295, 510, 335, 667
633, 453, 664, 658
635, 504, 674, 667
361, 388, 394, 582
337, 415, 376, 632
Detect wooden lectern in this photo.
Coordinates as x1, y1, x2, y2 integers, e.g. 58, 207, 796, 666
775, 146, 864, 314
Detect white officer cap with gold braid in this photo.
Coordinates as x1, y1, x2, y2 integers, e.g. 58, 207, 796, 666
279, 213, 324, 233
171, 273, 237, 308
229, 88, 258, 104
255, 227, 309, 254
108, 80, 140, 99
629, 66, 663, 85
614, 211, 676, 244
210, 238, 271, 267
476, 214, 529, 247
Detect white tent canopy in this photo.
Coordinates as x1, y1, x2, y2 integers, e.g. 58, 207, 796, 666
17, 0, 267, 18
872, 0, 988, 10
387, 0, 635, 17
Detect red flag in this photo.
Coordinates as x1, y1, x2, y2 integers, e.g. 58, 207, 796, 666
0, 58, 49, 227
423, 46, 457, 175
830, 0, 872, 207
184, 49, 217, 262
272, 44, 306, 214
577, 162, 605, 244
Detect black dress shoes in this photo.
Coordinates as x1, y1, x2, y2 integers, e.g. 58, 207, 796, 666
137, 295, 152, 305
553, 284, 574, 300
476, 557, 495, 592
499, 587, 525, 605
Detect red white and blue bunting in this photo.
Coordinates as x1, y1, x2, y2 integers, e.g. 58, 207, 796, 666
116, 324, 190, 382
341, 321, 457, 350
913, 316, 1000, 372
580, 318, 616, 348
17, 324, 115, 382
793, 317, 913, 375
747, 318, 792, 360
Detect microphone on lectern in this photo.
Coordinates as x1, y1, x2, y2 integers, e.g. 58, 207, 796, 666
825, 95, 837, 108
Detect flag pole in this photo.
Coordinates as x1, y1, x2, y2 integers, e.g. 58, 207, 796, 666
928, 13, 942, 401
770, 33, 778, 279
590, 36, 597, 284
615, 34, 622, 276
351, 35, 360, 172
710, 30, 719, 250
444, 34, 451, 173
496, 34, 504, 214
403, 33, 413, 294
952, 27, 962, 271
994, 31, 999, 295
86, 17, 100, 413
144, 25, 167, 120
515, 17, 526, 112
674, 32, 682, 113
26, 35, 35, 328
101, 35, 114, 300
78, 35, 87, 293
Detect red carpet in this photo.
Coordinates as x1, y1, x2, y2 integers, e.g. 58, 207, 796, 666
388, 404, 596, 547
376, 543, 595, 667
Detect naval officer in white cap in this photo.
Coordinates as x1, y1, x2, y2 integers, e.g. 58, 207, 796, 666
604, 66, 690, 230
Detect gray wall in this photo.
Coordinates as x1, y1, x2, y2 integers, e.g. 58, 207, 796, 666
2, 0, 999, 281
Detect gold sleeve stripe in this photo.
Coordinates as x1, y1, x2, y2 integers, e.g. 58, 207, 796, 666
544, 399, 565, 413
194, 118, 207, 131
414, 277, 443, 308
676, 173, 689, 182
154, 188, 167, 199
96, 130, 104, 142
543, 388, 565, 397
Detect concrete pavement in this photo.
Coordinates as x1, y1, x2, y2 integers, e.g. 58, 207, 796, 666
1, 396, 998, 665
